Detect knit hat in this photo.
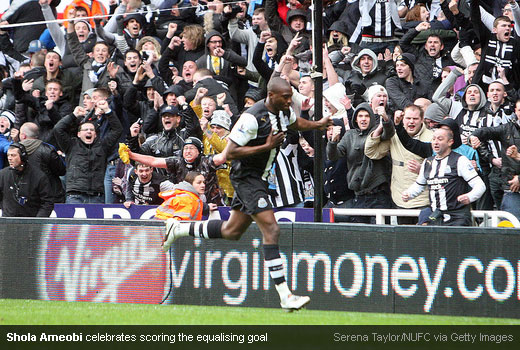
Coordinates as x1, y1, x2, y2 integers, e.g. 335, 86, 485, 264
244, 88, 263, 102
210, 110, 232, 131
184, 137, 203, 153
396, 53, 415, 72
366, 84, 388, 103
83, 88, 96, 98
0, 110, 15, 128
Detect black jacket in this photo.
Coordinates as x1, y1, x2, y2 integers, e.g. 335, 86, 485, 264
0, 163, 54, 217
53, 112, 123, 195
21, 139, 66, 204
472, 121, 520, 191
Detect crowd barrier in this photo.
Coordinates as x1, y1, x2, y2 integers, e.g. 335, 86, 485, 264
1, 217, 518, 319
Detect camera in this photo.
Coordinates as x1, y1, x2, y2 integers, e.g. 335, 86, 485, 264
142, 50, 154, 62
252, 24, 261, 35
136, 118, 144, 126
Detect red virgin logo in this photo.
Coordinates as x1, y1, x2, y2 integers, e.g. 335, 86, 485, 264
38, 224, 168, 304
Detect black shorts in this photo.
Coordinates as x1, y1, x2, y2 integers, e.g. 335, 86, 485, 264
230, 176, 273, 215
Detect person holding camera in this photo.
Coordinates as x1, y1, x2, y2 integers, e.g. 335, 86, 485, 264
0, 143, 53, 217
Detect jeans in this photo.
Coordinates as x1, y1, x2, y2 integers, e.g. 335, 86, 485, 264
500, 192, 520, 221
104, 163, 117, 204
66, 193, 105, 204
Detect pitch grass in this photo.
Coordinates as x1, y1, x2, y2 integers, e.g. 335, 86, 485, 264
1, 299, 519, 325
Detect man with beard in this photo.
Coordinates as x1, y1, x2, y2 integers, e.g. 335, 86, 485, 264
365, 104, 433, 224
127, 104, 199, 162
400, 21, 455, 91
18, 122, 66, 204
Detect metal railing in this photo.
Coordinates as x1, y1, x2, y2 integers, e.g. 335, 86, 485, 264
332, 208, 520, 227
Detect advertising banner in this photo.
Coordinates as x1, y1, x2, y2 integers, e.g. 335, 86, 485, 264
0, 219, 518, 318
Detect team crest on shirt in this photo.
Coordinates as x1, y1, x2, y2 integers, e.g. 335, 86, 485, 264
258, 198, 268, 208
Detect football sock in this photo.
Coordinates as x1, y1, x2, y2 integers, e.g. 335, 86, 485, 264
188, 220, 224, 239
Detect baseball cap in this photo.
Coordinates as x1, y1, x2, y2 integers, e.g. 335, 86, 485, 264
160, 105, 180, 117
27, 40, 44, 53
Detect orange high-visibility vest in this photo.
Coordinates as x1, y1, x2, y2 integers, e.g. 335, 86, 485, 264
155, 188, 204, 221
63, 0, 108, 28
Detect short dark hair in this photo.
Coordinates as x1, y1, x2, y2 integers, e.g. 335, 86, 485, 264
125, 48, 141, 60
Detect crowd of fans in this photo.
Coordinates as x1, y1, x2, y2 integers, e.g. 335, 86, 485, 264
0, 0, 519, 226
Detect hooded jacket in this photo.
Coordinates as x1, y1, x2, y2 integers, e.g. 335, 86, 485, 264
195, 30, 247, 83
155, 181, 205, 220
342, 49, 390, 90
323, 83, 348, 120
326, 103, 391, 195
433, 70, 487, 141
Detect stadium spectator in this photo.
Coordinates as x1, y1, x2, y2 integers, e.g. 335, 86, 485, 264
0, 143, 53, 217
403, 123, 486, 226
124, 162, 174, 208
155, 171, 216, 220
53, 102, 122, 204
365, 104, 433, 224
16, 122, 65, 204
327, 102, 392, 223
470, 99, 520, 220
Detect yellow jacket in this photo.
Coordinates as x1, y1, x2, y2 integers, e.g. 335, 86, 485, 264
191, 102, 234, 199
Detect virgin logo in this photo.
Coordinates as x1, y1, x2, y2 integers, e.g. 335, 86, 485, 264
38, 224, 168, 303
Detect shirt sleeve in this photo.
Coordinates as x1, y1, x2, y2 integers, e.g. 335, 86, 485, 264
228, 113, 258, 146
457, 155, 479, 182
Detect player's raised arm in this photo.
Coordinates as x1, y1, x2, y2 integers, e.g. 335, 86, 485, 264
289, 115, 332, 131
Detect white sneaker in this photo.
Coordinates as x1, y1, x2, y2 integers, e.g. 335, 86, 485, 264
163, 218, 181, 252
280, 294, 310, 312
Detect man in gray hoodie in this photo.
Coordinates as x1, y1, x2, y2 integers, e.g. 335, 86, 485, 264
326, 102, 392, 223
342, 48, 390, 93
433, 67, 494, 209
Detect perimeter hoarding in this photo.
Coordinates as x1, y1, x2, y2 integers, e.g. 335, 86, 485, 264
0, 218, 518, 318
